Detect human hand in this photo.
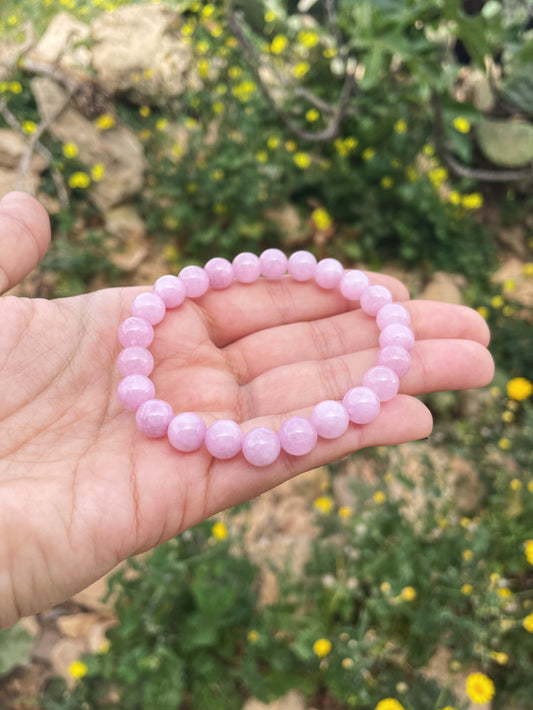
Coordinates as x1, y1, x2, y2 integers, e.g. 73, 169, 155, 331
0, 191, 494, 627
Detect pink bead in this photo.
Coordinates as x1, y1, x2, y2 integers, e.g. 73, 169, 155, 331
117, 374, 155, 411
205, 419, 243, 459
342, 386, 380, 424
376, 303, 410, 330
311, 400, 349, 439
153, 274, 186, 308
287, 251, 317, 282
379, 323, 415, 351
131, 292, 166, 325
179, 265, 210, 298
204, 257, 234, 290
339, 270, 369, 301
376, 346, 411, 377
360, 285, 393, 316
135, 398, 174, 438
118, 317, 154, 348
117, 346, 154, 377
168, 412, 206, 452
260, 248, 288, 278
242, 427, 281, 466
278, 416, 317, 456
233, 252, 261, 283
362, 366, 400, 402
314, 258, 344, 289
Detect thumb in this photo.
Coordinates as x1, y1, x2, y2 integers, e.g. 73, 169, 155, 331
0, 191, 51, 294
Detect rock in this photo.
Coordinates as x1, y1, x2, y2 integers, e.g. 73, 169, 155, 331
492, 257, 533, 308
57, 613, 102, 639
91, 4, 195, 103
29, 11, 90, 69
31, 77, 145, 210
0, 21, 35, 80
265, 204, 306, 245
70, 572, 115, 614
0, 129, 47, 198
419, 271, 465, 305
242, 689, 307, 710
105, 204, 146, 242
476, 118, 533, 168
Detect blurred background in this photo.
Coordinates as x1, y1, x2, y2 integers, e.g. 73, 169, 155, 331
0, 1, 532, 709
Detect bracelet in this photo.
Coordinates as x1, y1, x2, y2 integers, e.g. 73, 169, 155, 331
116, 250, 414, 467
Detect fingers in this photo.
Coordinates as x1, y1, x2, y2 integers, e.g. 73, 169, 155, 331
225, 300, 491, 384
204, 395, 434, 514
0, 192, 51, 294
198, 271, 410, 347
240, 338, 494, 418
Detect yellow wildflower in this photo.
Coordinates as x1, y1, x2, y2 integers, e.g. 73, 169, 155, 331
22, 121, 37, 135
490, 295, 504, 308
156, 118, 168, 131
461, 584, 473, 595
523, 262, 533, 276
140, 129, 152, 141
298, 30, 319, 48
139, 105, 151, 117
213, 101, 225, 115
490, 651, 509, 665
255, 150, 268, 163
198, 59, 210, 79
375, 699, 406, 710
247, 630, 259, 643
68, 171, 91, 189
323, 47, 337, 59
267, 136, 280, 150
196, 40, 209, 54
313, 638, 332, 658
181, 22, 195, 37
429, 167, 448, 188
292, 61, 310, 78
380, 581, 392, 594
9, 81, 23, 94
462, 549, 474, 561
69, 660, 88, 679
400, 586, 417, 602
264, 10, 277, 22
142, 68, 154, 79
507, 377, 533, 401
502, 410, 514, 423
362, 147, 375, 161
523, 612, 533, 632
461, 192, 483, 210
95, 113, 116, 131
210, 168, 224, 181
91, 163, 105, 181
405, 165, 417, 182
465, 672, 495, 703
422, 143, 435, 157
448, 190, 461, 205
373, 491, 386, 504
528, 481, 533, 493
510, 478, 522, 491
498, 587, 512, 598
381, 176, 394, 189
342, 657, 354, 669
313, 496, 334, 515
306, 108, 320, 122
201, 3, 214, 19
394, 119, 407, 134
294, 152, 311, 168
525, 540, 533, 565
285, 140, 296, 152
311, 207, 332, 230
228, 65, 243, 79
270, 34, 288, 54
453, 116, 471, 133
211, 521, 228, 540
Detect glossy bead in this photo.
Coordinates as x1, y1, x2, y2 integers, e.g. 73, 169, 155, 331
117, 346, 154, 377
339, 270, 369, 301
376, 346, 411, 377
287, 250, 317, 282
260, 248, 287, 278
153, 274, 186, 308
117, 375, 155, 411
360, 285, 393, 316
311, 400, 349, 439
376, 303, 410, 330
362, 365, 400, 402
278, 416, 317, 456
131, 292, 166, 325
233, 252, 261, 283
135, 399, 173, 438
379, 323, 415, 351
118, 316, 154, 348
168, 412, 206, 452
242, 427, 281, 466
204, 257, 234, 290
342, 386, 380, 424
204, 419, 243, 459
179, 265, 210, 298
315, 258, 344, 289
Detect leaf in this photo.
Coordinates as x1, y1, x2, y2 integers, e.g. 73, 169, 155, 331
0, 624, 33, 675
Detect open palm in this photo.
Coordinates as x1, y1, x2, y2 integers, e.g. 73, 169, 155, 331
0, 192, 494, 627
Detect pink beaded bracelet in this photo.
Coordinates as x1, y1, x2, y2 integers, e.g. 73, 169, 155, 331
116, 249, 414, 467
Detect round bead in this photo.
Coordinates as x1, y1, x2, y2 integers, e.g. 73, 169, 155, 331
278, 416, 317, 456
135, 399, 174, 438
287, 250, 317, 282
117, 346, 154, 377
131, 292, 166, 325
260, 248, 288, 278
376, 303, 410, 330
117, 375, 155, 412
376, 346, 411, 377
118, 316, 154, 348
204, 419, 243, 459
379, 323, 415, 351
315, 258, 344, 289
311, 400, 350, 439
179, 265, 210, 298
342, 386, 380, 425
204, 257, 234, 290
233, 252, 261, 283
242, 427, 281, 466
153, 274, 186, 309
362, 365, 400, 402
339, 270, 369, 301
360, 284, 393, 316
168, 412, 207, 452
